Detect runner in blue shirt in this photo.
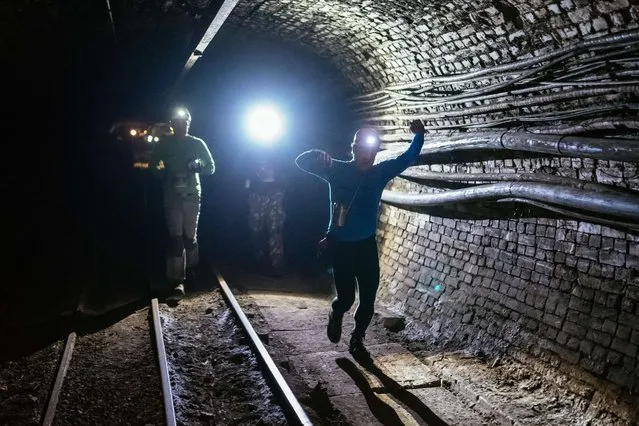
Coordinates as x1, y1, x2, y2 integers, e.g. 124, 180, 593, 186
295, 120, 425, 360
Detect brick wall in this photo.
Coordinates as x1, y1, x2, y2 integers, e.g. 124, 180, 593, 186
229, 0, 639, 392
231, 0, 638, 91
377, 163, 639, 391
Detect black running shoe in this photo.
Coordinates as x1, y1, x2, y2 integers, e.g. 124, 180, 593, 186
348, 335, 372, 362
167, 283, 185, 302
326, 309, 343, 343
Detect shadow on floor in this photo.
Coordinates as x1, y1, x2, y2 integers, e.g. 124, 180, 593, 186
337, 357, 448, 426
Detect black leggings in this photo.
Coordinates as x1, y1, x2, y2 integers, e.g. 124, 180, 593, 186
330, 235, 380, 339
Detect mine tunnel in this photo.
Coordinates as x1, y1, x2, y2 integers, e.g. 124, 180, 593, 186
2, 0, 639, 424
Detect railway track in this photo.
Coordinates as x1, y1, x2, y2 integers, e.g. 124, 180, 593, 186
39, 267, 312, 425
213, 267, 313, 426
40, 296, 167, 425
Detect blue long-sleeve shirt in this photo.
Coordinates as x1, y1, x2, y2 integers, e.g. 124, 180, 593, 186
295, 133, 424, 241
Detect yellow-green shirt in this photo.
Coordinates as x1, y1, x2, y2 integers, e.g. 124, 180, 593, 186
149, 134, 215, 195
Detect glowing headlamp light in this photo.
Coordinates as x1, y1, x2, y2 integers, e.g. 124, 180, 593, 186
172, 108, 191, 122
366, 136, 377, 145
245, 104, 284, 144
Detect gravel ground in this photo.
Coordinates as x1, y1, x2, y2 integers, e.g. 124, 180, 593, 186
385, 319, 638, 426
160, 290, 287, 426
53, 310, 164, 425
0, 341, 62, 425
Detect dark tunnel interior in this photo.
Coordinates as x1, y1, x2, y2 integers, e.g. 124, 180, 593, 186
2, 3, 638, 419
3, 4, 359, 347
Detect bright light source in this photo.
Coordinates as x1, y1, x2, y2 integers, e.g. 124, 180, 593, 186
366, 136, 377, 145
175, 108, 190, 119
245, 105, 284, 143
147, 135, 153, 143
153, 136, 159, 142
129, 129, 137, 136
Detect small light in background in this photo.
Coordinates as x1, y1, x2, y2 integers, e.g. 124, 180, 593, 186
147, 135, 154, 143
245, 104, 284, 144
153, 136, 160, 142
129, 129, 138, 136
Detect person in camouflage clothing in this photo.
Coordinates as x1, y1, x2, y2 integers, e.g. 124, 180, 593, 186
245, 155, 286, 275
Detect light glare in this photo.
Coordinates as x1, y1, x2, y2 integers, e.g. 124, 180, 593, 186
129, 129, 137, 136
245, 105, 283, 143
366, 136, 377, 145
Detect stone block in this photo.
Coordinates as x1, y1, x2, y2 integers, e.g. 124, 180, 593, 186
542, 312, 563, 329
575, 246, 598, 261
517, 256, 535, 270
520, 234, 536, 246
607, 366, 635, 390
555, 241, 576, 254
563, 320, 587, 338
591, 304, 618, 320
484, 247, 499, 259
599, 250, 625, 266
586, 329, 612, 347
535, 261, 554, 276
568, 297, 592, 314
616, 324, 632, 340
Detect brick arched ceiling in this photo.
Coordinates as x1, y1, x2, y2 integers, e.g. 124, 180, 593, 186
17, 0, 636, 139
227, 0, 639, 93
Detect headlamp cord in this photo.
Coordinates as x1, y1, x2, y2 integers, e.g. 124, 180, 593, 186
344, 170, 368, 215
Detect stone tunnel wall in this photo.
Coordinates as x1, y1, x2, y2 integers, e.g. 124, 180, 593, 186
366, 0, 639, 393
376, 160, 639, 393
232, 0, 639, 91
229, 0, 639, 393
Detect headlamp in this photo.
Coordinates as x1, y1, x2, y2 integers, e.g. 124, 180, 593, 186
172, 108, 192, 122
353, 128, 381, 150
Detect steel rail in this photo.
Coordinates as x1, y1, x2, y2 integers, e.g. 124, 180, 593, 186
213, 268, 313, 426
40, 277, 89, 426
151, 297, 177, 426
41, 332, 77, 426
